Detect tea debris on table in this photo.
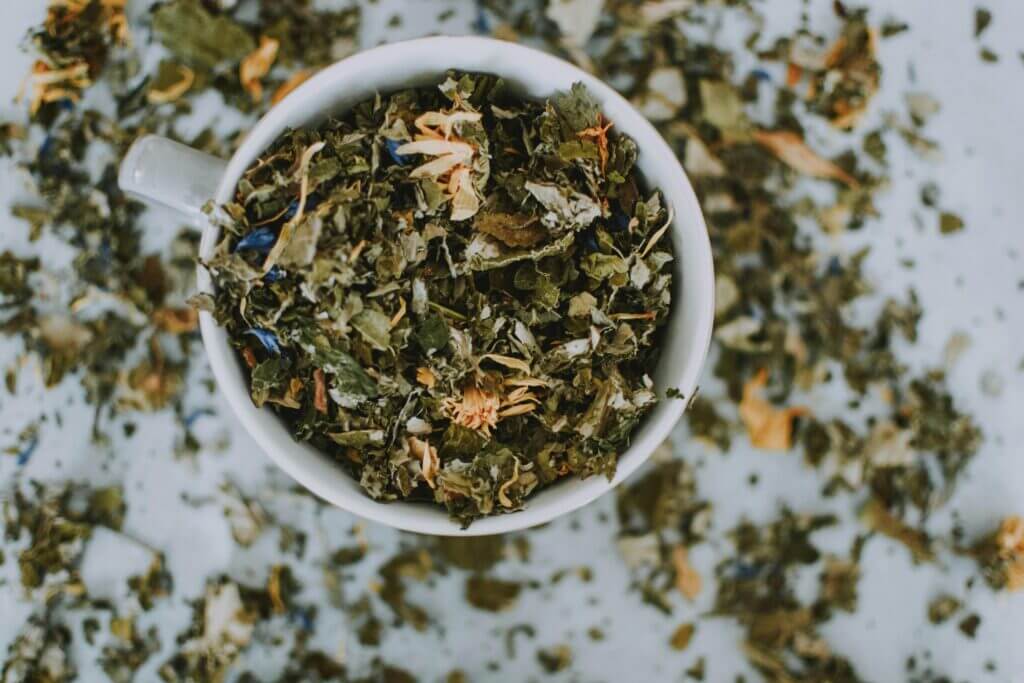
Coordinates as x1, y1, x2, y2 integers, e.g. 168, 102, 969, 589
0, 0, 1016, 680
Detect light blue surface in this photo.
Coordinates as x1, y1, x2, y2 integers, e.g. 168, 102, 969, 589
0, 1, 1022, 681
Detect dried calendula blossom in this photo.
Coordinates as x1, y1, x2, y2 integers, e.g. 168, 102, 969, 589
205, 73, 674, 525
818, 12, 881, 129
240, 36, 280, 102
21, 59, 92, 115
779, 8, 881, 130
739, 370, 809, 451
395, 107, 486, 222
20, 0, 130, 117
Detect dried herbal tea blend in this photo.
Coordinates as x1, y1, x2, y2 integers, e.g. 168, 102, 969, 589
3, 0, 1021, 679
203, 73, 675, 525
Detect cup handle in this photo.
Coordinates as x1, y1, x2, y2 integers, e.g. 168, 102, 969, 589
118, 135, 229, 218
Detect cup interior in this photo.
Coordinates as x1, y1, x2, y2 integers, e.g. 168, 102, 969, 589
197, 36, 714, 535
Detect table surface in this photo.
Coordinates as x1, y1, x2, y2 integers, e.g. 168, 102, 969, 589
1, 1, 1022, 681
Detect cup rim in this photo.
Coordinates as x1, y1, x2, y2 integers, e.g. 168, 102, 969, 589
196, 35, 714, 535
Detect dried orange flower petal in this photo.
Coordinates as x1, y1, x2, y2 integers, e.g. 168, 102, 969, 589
672, 545, 702, 601
753, 129, 858, 187
271, 68, 315, 106
739, 369, 809, 451
147, 64, 195, 105
416, 367, 437, 389
240, 36, 280, 103
408, 436, 440, 489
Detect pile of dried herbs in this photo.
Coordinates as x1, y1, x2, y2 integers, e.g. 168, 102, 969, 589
0, 0, 1021, 681
203, 75, 675, 524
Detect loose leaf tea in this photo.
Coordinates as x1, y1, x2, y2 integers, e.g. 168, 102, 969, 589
1, 0, 1019, 680
205, 74, 675, 525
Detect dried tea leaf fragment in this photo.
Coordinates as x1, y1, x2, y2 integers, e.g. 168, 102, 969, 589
152, 0, 256, 69
635, 67, 687, 122
927, 594, 961, 624
546, 0, 604, 47
669, 623, 696, 651
465, 576, 522, 612
860, 498, 934, 563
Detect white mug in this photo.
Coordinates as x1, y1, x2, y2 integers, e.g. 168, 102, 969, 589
119, 36, 714, 536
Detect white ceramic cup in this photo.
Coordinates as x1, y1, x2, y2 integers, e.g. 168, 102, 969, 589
119, 36, 714, 536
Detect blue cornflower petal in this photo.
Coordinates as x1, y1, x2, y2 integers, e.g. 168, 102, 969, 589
726, 561, 764, 580
234, 227, 278, 253
385, 138, 410, 166
282, 199, 300, 220
17, 436, 39, 466
244, 328, 282, 355
580, 230, 600, 253
184, 408, 216, 430
611, 210, 630, 231
264, 266, 286, 283
826, 256, 842, 276
38, 136, 54, 160
290, 607, 315, 632
98, 240, 113, 266
282, 195, 320, 220
472, 0, 490, 34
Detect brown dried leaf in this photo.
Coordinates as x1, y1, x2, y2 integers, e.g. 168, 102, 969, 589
861, 498, 934, 563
